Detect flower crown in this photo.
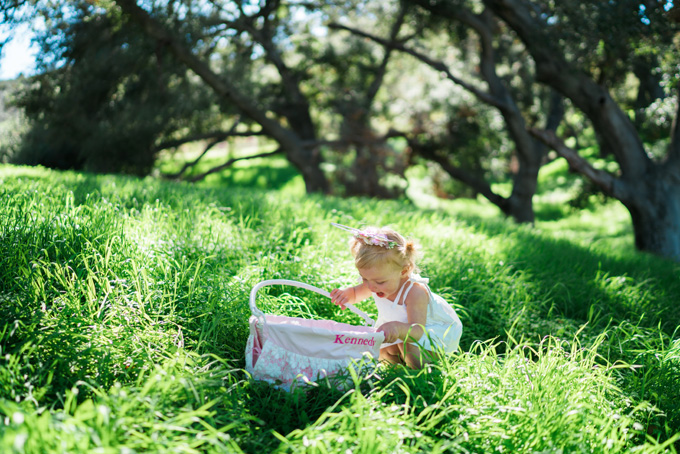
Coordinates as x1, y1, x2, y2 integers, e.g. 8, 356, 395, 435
331, 223, 398, 249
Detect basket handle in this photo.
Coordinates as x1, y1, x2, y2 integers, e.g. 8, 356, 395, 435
249, 279, 375, 326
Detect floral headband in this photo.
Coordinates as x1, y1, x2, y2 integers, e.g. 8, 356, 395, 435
331, 223, 397, 249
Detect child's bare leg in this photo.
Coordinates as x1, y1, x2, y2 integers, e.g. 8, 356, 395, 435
399, 343, 432, 369
379, 344, 402, 364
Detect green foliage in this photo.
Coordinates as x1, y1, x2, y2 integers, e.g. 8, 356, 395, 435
11, 2, 221, 175
0, 79, 28, 163
534, 0, 677, 160
536, 0, 674, 87
1, 164, 679, 452
410, 102, 510, 199
533, 143, 623, 219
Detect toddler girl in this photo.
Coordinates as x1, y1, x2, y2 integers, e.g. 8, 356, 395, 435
330, 224, 463, 369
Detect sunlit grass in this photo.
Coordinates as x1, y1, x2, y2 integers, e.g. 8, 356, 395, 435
282, 337, 677, 453
1, 163, 679, 453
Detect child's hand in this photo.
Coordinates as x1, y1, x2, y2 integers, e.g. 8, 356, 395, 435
330, 287, 354, 309
377, 322, 402, 344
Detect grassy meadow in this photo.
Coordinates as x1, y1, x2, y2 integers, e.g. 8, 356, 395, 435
1, 160, 679, 453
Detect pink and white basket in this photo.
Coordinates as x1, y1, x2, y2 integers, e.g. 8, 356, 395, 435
245, 279, 385, 389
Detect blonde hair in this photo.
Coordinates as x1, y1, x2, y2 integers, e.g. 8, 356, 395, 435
349, 227, 421, 273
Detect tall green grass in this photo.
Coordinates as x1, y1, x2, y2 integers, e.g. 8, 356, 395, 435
1, 164, 679, 453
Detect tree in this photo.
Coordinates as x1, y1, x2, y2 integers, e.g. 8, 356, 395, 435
111, 0, 336, 192
8, 0, 329, 190
401, 0, 680, 260
0, 0, 29, 50
335, 2, 564, 222
113, 0, 426, 196
475, 0, 680, 261
321, 2, 412, 198
12, 3, 221, 175
11, 0, 421, 196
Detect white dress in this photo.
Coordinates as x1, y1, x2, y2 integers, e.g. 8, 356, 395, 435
373, 274, 463, 353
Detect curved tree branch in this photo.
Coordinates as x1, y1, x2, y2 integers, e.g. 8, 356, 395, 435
407, 137, 511, 211
154, 129, 265, 153
188, 148, 283, 183
328, 22, 509, 111
114, 0, 329, 193
162, 117, 244, 179
164, 138, 222, 180
529, 128, 632, 202
365, 4, 407, 105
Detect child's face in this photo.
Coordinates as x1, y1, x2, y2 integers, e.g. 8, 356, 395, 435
358, 262, 408, 301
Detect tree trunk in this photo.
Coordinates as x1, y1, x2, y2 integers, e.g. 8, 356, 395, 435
625, 172, 680, 261
336, 109, 399, 198
506, 156, 541, 223
330, 6, 408, 198
504, 90, 563, 223
287, 146, 329, 194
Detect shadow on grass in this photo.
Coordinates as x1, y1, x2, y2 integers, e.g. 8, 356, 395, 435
458, 211, 679, 332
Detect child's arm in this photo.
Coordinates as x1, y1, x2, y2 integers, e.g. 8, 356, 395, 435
378, 284, 428, 343
330, 282, 372, 309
